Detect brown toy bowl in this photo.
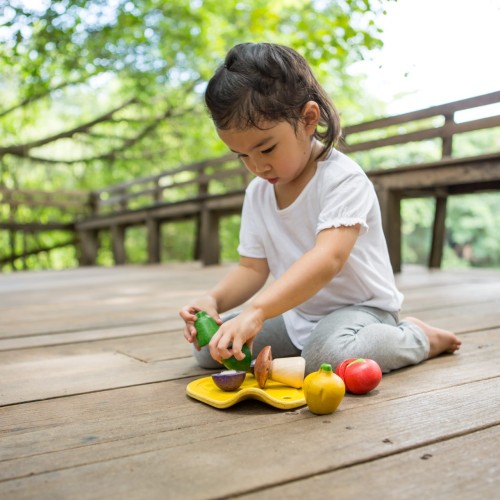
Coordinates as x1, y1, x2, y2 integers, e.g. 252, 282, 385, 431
254, 345, 272, 388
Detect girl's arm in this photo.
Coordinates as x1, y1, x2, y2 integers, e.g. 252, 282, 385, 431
209, 225, 360, 362
179, 256, 269, 347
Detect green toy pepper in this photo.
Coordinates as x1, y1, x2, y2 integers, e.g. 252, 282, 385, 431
194, 311, 251, 372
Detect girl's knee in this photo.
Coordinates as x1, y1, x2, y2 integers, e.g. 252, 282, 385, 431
301, 344, 352, 376
193, 347, 223, 370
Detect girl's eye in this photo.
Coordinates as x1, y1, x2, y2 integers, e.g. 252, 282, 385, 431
262, 145, 275, 154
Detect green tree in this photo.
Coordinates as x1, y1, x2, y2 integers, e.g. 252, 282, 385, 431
1, 0, 392, 270
0, 0, 390, 190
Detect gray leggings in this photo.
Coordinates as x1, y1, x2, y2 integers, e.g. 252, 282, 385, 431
193, 305, 430, 374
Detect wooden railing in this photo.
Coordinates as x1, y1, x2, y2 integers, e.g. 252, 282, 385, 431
340, 91, 500, 271
2, 91, 499, 271
89, 153, 245, 215
0, 187, 90, 269
342, 92, 500, 156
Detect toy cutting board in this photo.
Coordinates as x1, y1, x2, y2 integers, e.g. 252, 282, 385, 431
186, 373, 306, 409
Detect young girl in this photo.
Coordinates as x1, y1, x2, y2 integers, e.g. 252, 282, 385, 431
179, 42, 461, 374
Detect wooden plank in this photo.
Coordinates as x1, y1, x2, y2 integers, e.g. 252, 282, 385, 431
370, 161, 500, 192
0, 186, 88, 198
0, 378, 498, 498
0, 328, 496, 461
0, 352, 201, 406
0, 303, 176, 337
0, 317, 497, 407
395, 265, 500, 289
2, 266, 498, 339
94, 153, 236, 195
0, 321, 175, 351
343, 90, 500, 134
402, 301, 500, 333
0, 265, 498, 499
344, 114, 500, 153
0, 264, 231, 337
0, 222, 74, 231
100, 167, 245, 208
238, 425, 500, 499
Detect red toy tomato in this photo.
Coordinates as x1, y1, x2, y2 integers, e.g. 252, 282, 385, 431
335, 358, 382, 394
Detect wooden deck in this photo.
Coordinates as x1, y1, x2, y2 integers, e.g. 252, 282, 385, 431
1, 264, 499, 499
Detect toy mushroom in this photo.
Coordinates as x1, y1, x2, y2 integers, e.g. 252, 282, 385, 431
253, 346, 306, 389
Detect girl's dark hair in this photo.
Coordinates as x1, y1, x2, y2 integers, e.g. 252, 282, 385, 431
205, 43, 341, 156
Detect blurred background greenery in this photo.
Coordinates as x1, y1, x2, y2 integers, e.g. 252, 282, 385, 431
1, 0, 498, 271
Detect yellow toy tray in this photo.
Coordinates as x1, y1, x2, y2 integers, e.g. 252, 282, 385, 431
186, 373, 306, 410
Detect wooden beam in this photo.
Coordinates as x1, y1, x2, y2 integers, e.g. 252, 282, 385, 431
375, 188, 402, 273
441, 113, 454, 158
343, 90, 500, 134
78, 229, 99, 266
0, 222, 74, 231
367, 153, 500, 190
429, 196, 448, 269
199, 208, 220, 266
146, 218, 160, 264
111, 225, 126, 265
343, 114, 500, 154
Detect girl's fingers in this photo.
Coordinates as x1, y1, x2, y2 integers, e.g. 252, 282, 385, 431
183, 322, 199, 344
209, 330, 236, 363
179, 306, 198, 322
208, 331, 222, 362
183, 325, 194, 343
230, 338, 244, 360
193, 338, 201, 351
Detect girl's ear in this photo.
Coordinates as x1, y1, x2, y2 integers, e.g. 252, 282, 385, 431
301, 101, 321, 133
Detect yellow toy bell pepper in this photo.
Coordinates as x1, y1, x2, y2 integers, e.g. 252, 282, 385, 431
303, 363, 345, 415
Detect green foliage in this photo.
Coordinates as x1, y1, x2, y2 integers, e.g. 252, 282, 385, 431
0, 0, 389, 187
1, 1, 498, 273
161, 221, 196, 262
400, 194, 500, 269
401, 198, 433, 265
220, 215, 241, 262
1, 0, 392, 271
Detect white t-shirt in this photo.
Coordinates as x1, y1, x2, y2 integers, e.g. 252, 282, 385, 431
237, 148, 404, 349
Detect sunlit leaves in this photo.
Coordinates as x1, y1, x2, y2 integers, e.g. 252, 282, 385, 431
0, 0, 394, 270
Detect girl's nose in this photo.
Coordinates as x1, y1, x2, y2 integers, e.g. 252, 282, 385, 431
252, 158, 271, 174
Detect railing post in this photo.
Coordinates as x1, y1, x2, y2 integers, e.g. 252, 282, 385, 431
441, 112, 455, 158
428, 112, 454, 269
88, 191, 99, 216
199, 207, 220, 266
118, 188, 127, 212
111, 225, 126, 265
376, 186, 402, 273
78, 229, 99, 266
429, 194, 448, 269
147, 217, 161, 264
195, 162, 209, 260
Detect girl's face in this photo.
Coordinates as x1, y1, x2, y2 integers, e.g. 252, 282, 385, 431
217, 102, 320, 189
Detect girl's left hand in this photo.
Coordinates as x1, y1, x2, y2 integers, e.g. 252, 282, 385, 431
208, 307, 264, 363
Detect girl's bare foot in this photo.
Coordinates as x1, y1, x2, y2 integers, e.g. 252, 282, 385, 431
404, 317, 462, 358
